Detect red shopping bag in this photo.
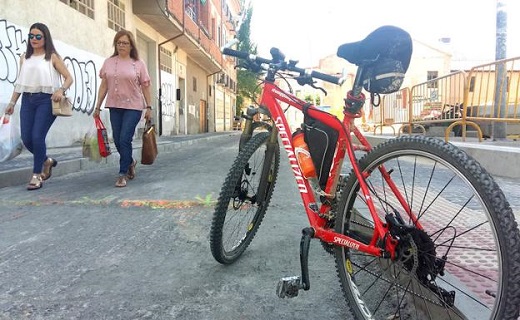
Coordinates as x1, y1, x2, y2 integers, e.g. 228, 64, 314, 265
95, 117, 111, 157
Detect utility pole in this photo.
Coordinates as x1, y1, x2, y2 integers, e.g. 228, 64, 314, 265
493, 0, 508, 140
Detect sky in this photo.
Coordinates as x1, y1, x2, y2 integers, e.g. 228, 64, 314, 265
248, 0, 520, 67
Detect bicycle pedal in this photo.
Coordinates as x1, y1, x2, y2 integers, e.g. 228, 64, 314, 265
276, 276, 302, 298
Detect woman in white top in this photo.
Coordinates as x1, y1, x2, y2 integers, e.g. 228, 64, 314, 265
4, 22, 73, 190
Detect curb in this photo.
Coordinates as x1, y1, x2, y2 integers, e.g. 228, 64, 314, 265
363, 135, 520, 179
0, 132, 238, 189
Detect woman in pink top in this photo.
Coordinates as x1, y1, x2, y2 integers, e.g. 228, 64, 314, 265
93, 30, 152, 187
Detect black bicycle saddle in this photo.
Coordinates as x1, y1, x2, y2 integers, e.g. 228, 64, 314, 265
337, 25, 412, 70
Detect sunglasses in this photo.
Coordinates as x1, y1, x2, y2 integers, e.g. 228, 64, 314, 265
28, 34, 43, 40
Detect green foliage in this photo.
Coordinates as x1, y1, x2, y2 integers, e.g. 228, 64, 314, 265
236, 6, 261, 109
304, 94, 321, 106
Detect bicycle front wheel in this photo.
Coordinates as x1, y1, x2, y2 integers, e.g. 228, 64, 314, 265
210, 132, 280, 264
335, 136, 520, 320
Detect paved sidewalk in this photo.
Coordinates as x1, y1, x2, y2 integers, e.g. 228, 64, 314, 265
0, 131, 240, 189
365, 135, 520, 179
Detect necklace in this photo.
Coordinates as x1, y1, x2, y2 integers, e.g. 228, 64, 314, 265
113, 56, 138, 101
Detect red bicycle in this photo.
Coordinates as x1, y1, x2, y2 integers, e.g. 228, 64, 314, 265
209, 26, 520, 319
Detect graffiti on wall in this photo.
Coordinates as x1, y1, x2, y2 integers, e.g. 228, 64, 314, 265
0, 19, 26, 85
160, 81, 176, 117
0, 19, 98, 115
64, 57, 98, 115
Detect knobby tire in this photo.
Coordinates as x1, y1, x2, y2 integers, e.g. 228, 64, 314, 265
334, 135, 520, 320
210, 132, 280, 264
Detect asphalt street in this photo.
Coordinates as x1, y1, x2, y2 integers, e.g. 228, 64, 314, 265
1, 133, 519, 319
0, 133, 353, 320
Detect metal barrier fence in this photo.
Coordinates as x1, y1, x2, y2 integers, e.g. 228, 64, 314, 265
371, 56, 520, 141
461, 56, 520, 140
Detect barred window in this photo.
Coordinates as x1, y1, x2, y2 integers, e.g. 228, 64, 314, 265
469, 76, 475, 92
185, 0, 198, 22
160, 47, 173, 74
427, 71, 438, 89
107, 0, 125, 31
60, 0, 94, 19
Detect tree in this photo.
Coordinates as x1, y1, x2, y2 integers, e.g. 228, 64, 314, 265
235, 6, 261, 116
304, 94, 321, 106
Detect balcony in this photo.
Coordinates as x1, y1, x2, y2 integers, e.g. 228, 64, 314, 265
132, 0, 222, 74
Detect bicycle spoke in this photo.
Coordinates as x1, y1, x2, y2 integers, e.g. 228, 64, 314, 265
335, 136, 519, 319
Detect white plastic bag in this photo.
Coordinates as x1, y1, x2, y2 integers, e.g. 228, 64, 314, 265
82, 122, 101, 162
0, 114, 23, 162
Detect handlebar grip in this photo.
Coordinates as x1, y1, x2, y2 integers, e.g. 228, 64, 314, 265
310, 70, 344, 85
222, 47, 250, 60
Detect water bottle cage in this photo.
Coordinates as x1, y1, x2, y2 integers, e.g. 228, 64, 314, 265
344, 91, 366, 114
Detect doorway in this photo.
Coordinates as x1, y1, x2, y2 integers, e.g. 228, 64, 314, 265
199, 100, 207, 133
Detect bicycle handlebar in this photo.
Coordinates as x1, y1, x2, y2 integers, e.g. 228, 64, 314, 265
222, 47, 344, 85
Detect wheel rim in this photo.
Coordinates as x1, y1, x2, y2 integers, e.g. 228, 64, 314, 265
337, 149, 504, 319
221, 143, 271, 256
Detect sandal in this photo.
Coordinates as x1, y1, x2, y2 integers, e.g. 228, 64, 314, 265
127, 159, 137, 180
115, 175, 127, 187
41, 158, 58, 181
27, 174, 43, 190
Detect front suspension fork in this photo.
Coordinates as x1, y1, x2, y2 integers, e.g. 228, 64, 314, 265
238, 106, 258, 151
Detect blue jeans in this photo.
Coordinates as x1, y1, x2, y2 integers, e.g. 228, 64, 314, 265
109, 108, 142, 175
20, 93, 56, 174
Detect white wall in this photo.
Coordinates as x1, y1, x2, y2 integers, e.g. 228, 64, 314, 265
0, 19, 111, 147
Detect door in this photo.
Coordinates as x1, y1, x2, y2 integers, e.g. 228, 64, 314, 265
199, 100, 207, 133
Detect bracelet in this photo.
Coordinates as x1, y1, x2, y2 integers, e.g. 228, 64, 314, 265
60, 87, 67, 92
8, 101, 15, 107
146, 106, 152, 110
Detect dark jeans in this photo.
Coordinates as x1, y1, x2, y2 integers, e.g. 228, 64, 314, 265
20, 92, 56, 174
109, 108, 142, 176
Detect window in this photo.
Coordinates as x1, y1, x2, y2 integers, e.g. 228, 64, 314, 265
160, 47, 173, 74
107, 0, 125, 31
427, 71, 438, 88
469, 76, 475, 92
217, 25, 222, 47
211, 18, 215, 39
185, 0, 198, 22
60, 0, 94, 19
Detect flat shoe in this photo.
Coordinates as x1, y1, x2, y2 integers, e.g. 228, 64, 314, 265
127, 159, 137, 180
42, 158, 58, 181
27, 174, 43, 190
115, 176, 127, 187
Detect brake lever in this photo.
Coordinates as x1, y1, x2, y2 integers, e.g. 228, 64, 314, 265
310, 83, 327, 96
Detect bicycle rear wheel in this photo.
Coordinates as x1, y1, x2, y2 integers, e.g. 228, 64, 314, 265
334, 136, 520, 320
210, 132, 280, 264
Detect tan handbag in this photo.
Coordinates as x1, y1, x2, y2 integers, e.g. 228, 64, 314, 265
49, 58, 73, 117
141, 120, 158, 165
52, 97, 73, 116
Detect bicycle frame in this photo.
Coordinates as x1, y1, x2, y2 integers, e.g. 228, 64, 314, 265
259, 80, 422, 259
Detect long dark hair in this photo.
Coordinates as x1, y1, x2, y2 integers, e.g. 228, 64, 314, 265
111, 29, 139, 60
25, 22, 59, 60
